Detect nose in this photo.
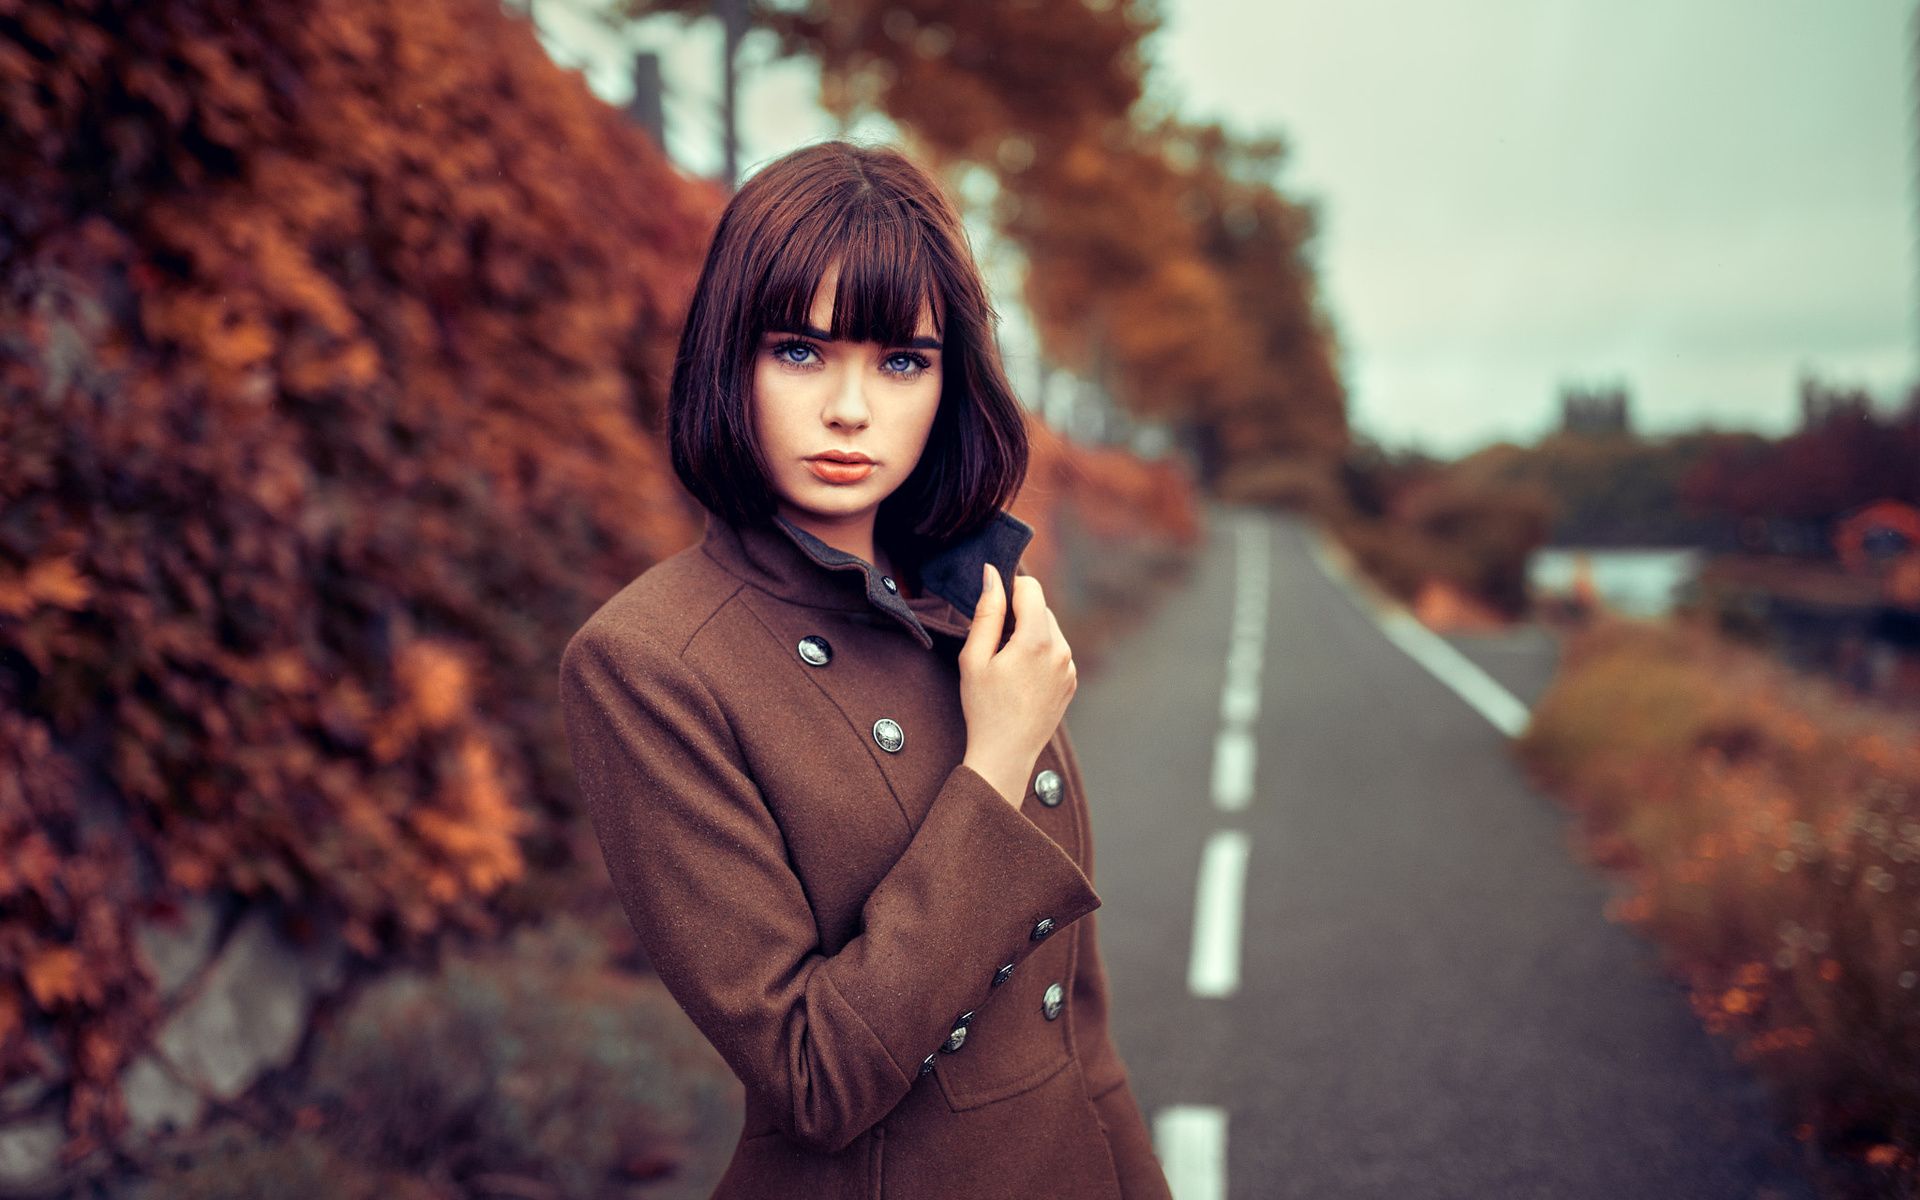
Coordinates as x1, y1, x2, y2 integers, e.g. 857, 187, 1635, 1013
820, 359, 870, 432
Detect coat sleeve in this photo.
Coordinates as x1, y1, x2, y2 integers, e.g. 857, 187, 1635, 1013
559, 619, 1102, 1154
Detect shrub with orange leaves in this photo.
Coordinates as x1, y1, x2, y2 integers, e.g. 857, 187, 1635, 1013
1518, 620, 1920, 1195
0, 0, 713, 1142
1327, 444, 1555, 622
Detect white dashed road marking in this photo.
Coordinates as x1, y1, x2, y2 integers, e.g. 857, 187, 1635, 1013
1188, 829, 1252, 999
1171, 514, 1267, 1199
1209, 728, 1255, 812
1212, 516, 1270, 809
1154, 1104, 1228, 1200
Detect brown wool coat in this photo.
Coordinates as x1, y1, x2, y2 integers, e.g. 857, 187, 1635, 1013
559, 513, 1172, 1200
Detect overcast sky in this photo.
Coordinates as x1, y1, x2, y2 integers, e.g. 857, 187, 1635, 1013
1151, 0, 1914, 451
544, 1, 1916, 453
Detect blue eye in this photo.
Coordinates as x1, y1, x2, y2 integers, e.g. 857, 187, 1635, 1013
885, 352, 933, 377
771, 339, 818, 366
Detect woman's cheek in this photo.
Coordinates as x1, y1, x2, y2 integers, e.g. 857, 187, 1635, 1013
905, 379, 942, 461
750, 368, 809, 475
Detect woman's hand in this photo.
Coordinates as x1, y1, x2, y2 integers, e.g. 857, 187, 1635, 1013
959, 563, 1077, 808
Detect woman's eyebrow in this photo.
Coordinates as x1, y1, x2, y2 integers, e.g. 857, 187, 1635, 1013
764, 324, 834, 340
767, 324, 942, 350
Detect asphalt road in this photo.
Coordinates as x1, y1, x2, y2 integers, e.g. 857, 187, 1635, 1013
1069, 511, 1816, 1200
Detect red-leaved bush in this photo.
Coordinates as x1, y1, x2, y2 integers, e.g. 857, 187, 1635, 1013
0, 0, 714, 1141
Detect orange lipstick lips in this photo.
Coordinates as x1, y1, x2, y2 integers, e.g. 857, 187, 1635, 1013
805, 453, 875, 485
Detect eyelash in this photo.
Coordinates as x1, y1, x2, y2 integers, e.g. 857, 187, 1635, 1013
770, 339, 818, 367
885, 351, 934, 377
768, 340, 934, 378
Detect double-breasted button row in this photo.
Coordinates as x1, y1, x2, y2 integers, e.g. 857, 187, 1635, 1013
794, 636, 910, 754
1033, 769, 1063, 808
794, 636, 909, 754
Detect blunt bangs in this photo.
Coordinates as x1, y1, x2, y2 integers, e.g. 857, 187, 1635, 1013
669, 142, 1028, 549
755, 194, 942, 349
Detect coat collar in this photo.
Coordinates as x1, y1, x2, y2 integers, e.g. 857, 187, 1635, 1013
701, 511, 1033, 649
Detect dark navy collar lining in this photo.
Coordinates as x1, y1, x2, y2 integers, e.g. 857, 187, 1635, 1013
772, 512, 1033, 647
916, 511, 1032, 619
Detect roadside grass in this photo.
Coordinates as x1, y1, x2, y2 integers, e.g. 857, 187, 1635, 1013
1516, 619, 1920, 1199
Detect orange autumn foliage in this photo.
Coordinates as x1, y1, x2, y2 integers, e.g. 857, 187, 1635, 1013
1014, 418, 1201, 589
0, 0, 713, 1139
1328, 445, 1555, 622
1519, 620, 1920, 1193
736, 0, 1348, 479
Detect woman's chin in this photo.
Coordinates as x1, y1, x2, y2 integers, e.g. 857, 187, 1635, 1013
781, 480, 889, 524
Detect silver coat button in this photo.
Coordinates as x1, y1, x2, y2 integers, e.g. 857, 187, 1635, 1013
873, 718, 905, 754
1031, 917, 1055, 941
1042, 983, 1065, 1021
919, 1052, 937, 1077
992, 962, 1015, 987
1034, 769, 1063, 807
941, 1025, 968, 1054
796, 636, 832, 667
881, 576, 898, 593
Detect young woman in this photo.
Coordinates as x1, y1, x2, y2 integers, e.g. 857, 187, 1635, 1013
560, 142, 1170, 1200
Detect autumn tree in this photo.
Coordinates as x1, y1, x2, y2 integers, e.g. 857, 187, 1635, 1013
1449, 433, 1748, 548
631, 0, 1348, 481
0, 0, 714, 1143
1681, 380, 1920, 539
1174, 122, 1348, 475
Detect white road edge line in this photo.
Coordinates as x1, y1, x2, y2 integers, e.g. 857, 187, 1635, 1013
1376, 611, 1531, 737
1188, 830, 1252, 998
1306, 534, 1531, 738
1154, 1104, 1227, 1200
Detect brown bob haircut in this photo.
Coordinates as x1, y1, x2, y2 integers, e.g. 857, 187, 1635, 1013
668, 141, 1028, 547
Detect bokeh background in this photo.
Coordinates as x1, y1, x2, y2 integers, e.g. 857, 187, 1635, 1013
0, 1, 1915, 1197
